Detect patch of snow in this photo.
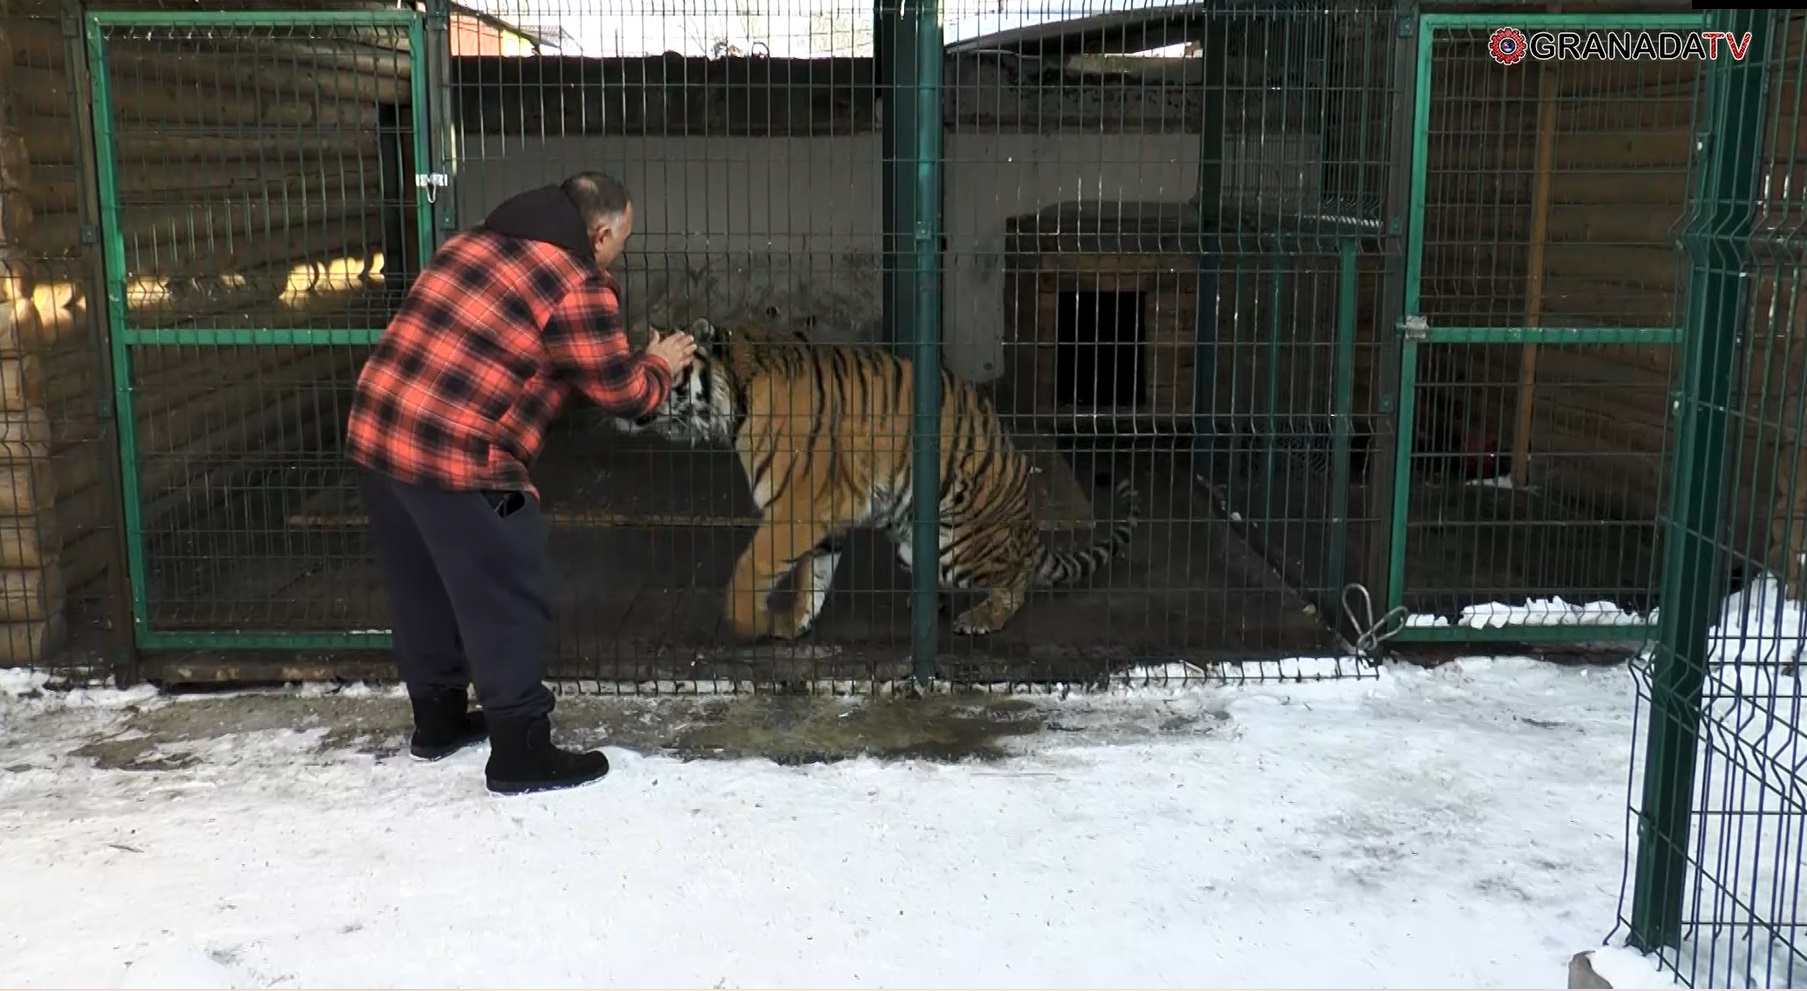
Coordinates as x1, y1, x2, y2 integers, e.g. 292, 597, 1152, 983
0, 657, 1642, 989
0, 667, 50, 697
1587, 945, 1685, 990
0, 668, 157, 708
292, 681, 407, 699
1113, 660, 1211, 683
1405, 597, 1651, 630
113, 949, 239, 990
1467, 472, 1534, 492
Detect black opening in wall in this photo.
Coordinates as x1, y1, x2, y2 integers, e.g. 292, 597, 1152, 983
1054, 289, 1147, 408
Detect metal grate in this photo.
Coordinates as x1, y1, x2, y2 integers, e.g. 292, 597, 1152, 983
1613, 9, 1807, 989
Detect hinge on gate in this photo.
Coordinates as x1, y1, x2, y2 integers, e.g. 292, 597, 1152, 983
61, 14, 79, 38
1399, 315, 1429, 341
1397, 16, 1415, 39
414, 172, 449, 204
79, 225, 97, 245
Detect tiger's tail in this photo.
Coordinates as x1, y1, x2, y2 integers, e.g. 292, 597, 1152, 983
1036, 478, 1143, 588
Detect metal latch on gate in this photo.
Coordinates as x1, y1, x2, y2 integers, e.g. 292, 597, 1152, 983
414, 172, 449, 203
1399, 315, 1429, 341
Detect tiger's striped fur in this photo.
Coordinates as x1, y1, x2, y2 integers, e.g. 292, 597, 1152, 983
619, 318, 1143, 639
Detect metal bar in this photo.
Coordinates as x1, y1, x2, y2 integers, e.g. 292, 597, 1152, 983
1328, 237, 1357, 599
878, 0, 902, 350
60, 1, 137, 684
1190, 17, 1227, 482
407, 14, 436, 264
1390, 624, 1657, 645
122, 329, 388, 347
1630, 7, 1774, 955
424, 0, 457, 239
88, 10, 418, 27
1511, 53, 1561, 492
1383, 12, 1437, 618
1418, 12, 1710, 31
1261, 259, 1283, 523
139, 631, 394, 652
1361, 2, 1417, 647
906, 0, 943, 683
83, 17, 153, 649
1417, 327, 1683, 346
1385, 337, 1420, 614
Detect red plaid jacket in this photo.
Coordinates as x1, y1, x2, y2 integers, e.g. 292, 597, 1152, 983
346, 194, 670, 500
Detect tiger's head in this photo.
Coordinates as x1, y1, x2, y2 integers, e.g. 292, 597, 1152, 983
618, 316, 740, 445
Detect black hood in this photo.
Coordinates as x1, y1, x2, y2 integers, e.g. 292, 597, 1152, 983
479, 184, 591, 259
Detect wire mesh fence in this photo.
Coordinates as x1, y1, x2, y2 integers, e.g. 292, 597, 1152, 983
1612, 9, 1807, 989
1387, 16, 1700, 648
0, 0, 1793, 697
413, 0, 1399, 689
84, 11, 424, 675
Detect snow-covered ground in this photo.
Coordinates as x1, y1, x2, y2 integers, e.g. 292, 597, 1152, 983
0, 654, 1655, 989
0, 578, 1800, 989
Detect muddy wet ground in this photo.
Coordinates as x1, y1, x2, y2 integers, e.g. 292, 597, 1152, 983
5, 685, 1237, 773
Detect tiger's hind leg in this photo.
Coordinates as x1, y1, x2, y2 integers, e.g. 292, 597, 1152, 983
890, 536, 957, 616
950, 572, 1033, 637
947, 524, 1040, 637
770, 537, 845, 640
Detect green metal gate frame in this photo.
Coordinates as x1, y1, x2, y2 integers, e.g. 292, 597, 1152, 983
1382, 10, 1713, 647
86, 8, 436, 652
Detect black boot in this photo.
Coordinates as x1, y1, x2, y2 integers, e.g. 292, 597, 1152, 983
407, 688, 488, 762
484, 713, 610, 796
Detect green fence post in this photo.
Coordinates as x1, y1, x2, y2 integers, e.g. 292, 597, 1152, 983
1361, 3, 1417, 645
1630, 8, 1773, 954
1382, 10, 1435, 620
83, 16, 155, 649
407, 15, 436, 264
424, 0, 456, 241
905, 0, 943, 684
880, 0, 914, 354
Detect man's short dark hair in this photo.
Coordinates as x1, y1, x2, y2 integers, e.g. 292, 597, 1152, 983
561, 171, 631, 229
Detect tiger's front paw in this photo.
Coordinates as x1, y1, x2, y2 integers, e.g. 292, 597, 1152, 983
723, 586, 771, 640
766, 610, 814, 641
951, 610, 998, 637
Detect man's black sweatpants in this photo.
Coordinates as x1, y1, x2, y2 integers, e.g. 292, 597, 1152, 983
357, 466, 556, 720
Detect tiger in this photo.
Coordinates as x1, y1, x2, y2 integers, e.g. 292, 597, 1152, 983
615, 316, 1143, 640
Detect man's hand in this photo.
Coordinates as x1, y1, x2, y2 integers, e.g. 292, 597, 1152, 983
644, 328, 697, 374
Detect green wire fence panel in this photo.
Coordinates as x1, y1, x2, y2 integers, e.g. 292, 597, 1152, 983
413, 0, 1399, 690
1617, 9, 1807, 989
1387, 11, 1715, 646
85, 10, 431, 653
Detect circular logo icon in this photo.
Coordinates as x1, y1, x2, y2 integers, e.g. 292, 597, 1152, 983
1489, 26, 1528, 65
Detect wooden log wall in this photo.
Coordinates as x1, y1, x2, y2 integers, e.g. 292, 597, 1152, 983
1416, 15, 1807, 598
3, 0, 415, 663
0, 3, 64, 664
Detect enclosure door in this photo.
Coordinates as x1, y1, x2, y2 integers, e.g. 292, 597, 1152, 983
86, 10, 435, 651
1385, 10, 1713, 646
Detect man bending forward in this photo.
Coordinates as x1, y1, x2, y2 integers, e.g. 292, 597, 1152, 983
345, 171, 695, 796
